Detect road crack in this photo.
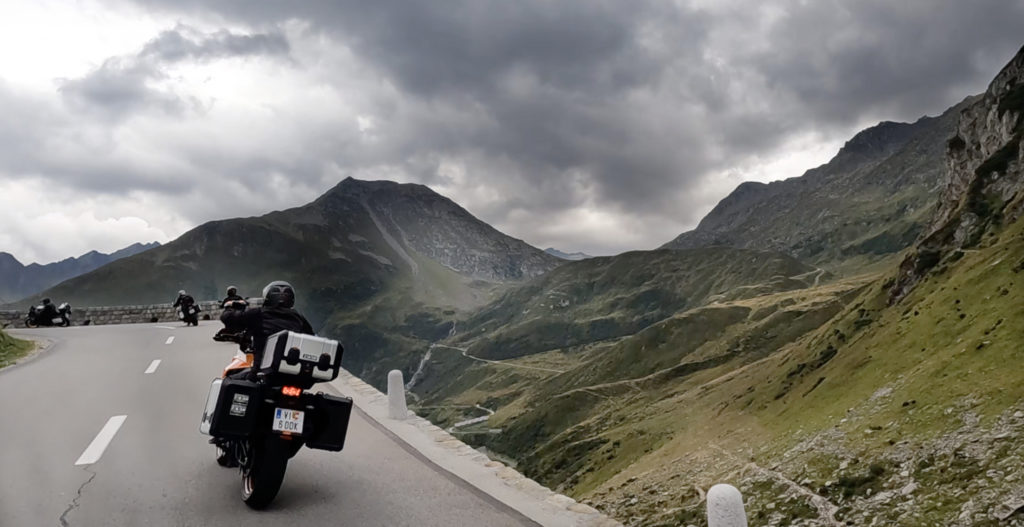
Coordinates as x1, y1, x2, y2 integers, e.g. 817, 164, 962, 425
59, 467, 97, 527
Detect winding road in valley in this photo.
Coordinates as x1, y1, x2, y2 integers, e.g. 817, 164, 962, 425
0, 323, 537, 527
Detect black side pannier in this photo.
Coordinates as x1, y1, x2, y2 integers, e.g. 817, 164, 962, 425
305, 392, 353, 451
200, 378, 260, 438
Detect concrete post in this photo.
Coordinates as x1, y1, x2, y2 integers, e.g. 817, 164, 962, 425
707, 483, 747, 527
387, 370, 409, 420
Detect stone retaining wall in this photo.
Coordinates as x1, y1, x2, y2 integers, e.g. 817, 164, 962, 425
0, 301, 224, 329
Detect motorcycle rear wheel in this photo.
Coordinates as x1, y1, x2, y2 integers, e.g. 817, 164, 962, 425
24, 318, 37, 328
241, 438, 288, 509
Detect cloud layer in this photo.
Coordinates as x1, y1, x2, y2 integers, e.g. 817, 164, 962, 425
1, 0, 1022, 263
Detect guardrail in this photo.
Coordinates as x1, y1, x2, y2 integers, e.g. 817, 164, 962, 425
0, 300, 225, 329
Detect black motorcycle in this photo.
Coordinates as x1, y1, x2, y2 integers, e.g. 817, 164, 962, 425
25, 302, 72, 327
213, 299, 249, 342
200, 331, 352, 509
178, 304, 200, 326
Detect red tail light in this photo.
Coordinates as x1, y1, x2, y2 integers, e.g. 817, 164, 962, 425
282, 386, 302, 397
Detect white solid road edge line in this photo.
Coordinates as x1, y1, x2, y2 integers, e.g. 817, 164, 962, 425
75, 415, 127, 466
165, 336, 174, 345
144, 359, 161, 374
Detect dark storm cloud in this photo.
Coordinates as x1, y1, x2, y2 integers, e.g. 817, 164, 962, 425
45, 0, 1024, 253
748, 0, 1024, 126
59, 25, 290, 119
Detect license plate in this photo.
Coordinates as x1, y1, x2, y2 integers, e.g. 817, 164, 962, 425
272, 408, 304, 434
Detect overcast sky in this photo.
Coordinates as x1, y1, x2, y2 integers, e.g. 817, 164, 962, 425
1, 0, 1022, 264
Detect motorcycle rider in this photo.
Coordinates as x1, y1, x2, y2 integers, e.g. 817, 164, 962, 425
222, 286, 244, 305
173, 290, 199, 326
221, 280, 314, 371
39, 298, 59, 323
214, 286, 247, 341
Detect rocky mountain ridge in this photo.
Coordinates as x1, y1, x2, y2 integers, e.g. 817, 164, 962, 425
662, 97, 976, 274
0, 242, 159, 303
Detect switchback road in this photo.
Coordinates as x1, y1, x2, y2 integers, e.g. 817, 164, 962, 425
0, 323, 536, 527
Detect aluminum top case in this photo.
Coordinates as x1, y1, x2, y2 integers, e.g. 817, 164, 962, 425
260, 331, 343, 384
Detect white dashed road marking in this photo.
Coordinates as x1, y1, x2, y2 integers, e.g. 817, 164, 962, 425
154, 326, 176, 330
75, 415, 127, 466
144, 360, 161, 374
165, 336, 174, 345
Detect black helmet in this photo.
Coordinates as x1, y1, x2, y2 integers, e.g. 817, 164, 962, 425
42, 298, 51, 305
226, 285, 238, 297
262, 281, 295, 308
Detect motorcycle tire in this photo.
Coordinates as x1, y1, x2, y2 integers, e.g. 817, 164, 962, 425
59, 318, 70, 327
25, 318, 37, 328
241, 438, 288, 509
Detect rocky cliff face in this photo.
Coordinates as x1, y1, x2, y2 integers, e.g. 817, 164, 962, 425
891, 45, 1024, 302
662, 99, 973, 273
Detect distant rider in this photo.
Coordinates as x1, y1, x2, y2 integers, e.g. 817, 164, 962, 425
39, 298, 58, 322
221, 280, 314, 370
221, 286, 244, 306
173, 290, 199, 326
214, 286, 247, 340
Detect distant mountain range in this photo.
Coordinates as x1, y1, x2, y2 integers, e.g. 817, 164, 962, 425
543, 248, 593, 261
0, 242, 159, 303
28, 177, 562, 384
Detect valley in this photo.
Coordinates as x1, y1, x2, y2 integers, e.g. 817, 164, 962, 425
5, 41, 1021, 527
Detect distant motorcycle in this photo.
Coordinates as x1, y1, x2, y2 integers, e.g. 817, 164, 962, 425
25, 302, 72, 327
213, 298, 249, 342
178, 304, 201, 326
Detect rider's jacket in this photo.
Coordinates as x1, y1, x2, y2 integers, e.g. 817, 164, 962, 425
173, 294, 195, 309
40, 303, 58, 320
221, 294, 244, 306
221, 306, 314, 364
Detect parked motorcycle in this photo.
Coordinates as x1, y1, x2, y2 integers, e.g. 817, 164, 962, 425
25, 302, 72, 327
200, 331, 351, 509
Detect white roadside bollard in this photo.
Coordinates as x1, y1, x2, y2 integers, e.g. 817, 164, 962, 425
707, 483, 748, 527
387, 369, 409, 420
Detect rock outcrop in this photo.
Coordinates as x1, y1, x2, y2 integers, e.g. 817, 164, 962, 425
890, 45, 1024, 302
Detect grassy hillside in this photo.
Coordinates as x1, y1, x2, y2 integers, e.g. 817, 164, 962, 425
449, 247, 821, 361
577, 213, 1024, 526
0, 330, 33, 369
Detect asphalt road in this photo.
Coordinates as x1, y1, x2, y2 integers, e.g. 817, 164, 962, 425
1, 322, 536, 527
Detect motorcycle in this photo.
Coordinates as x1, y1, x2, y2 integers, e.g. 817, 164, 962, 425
200, 330, 351, 509
178, 304, 200, 326
25, 302, 72, 327
213, 298, 249, 342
